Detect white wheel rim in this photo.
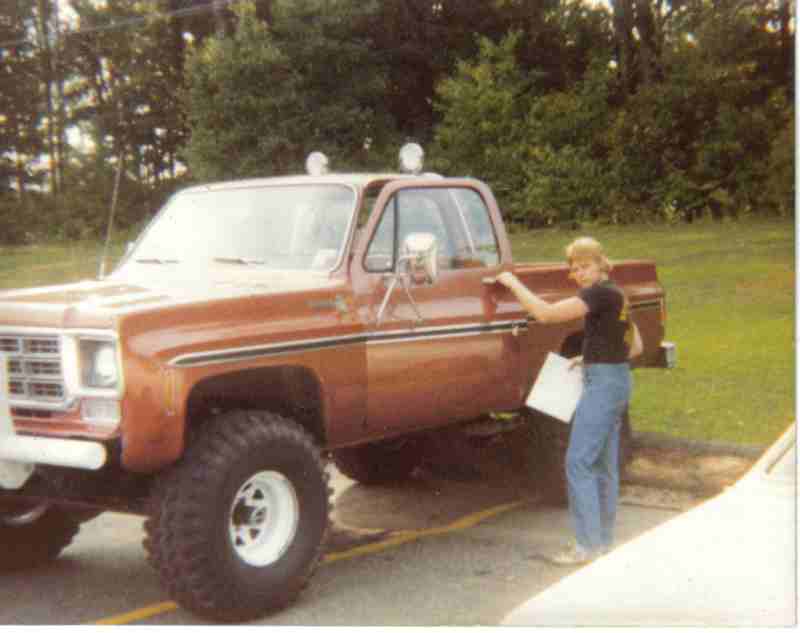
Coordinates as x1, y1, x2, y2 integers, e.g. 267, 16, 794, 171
228, 470, 299, 567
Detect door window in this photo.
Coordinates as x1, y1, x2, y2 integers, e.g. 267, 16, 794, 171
364, 196, 396, 272
450, 188, 500, 267
364, 186, 500, 272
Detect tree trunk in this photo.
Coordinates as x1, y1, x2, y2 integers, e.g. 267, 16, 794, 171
612, 0, 636, 97
633, 0, 660, 85
778, 0, 793, 92
213, 0, 231, 36
53, 0, 67, 192
12, 113, 27, 204
35, 0, 59, 194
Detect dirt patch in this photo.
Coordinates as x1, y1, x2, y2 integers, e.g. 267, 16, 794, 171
620, 484, 701, 511
625, 447, 753, 496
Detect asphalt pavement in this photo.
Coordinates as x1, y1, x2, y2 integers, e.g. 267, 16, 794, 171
0, 462, 692, 626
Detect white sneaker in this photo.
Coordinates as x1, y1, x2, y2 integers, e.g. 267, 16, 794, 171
546, 543, 598, 566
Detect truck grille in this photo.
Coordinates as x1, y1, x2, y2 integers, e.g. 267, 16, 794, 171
2, 334, 65, 404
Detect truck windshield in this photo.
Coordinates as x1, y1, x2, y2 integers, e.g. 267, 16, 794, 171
128, 184, 356, 271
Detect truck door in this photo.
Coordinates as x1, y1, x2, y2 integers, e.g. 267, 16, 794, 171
352, 182, 524, 437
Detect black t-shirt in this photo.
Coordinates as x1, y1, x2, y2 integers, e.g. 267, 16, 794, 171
578, 280, 631, 364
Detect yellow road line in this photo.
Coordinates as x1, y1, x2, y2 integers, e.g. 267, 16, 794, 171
93, 601, 178, 625
322, 500, 524, 564
89, 500, 525, 625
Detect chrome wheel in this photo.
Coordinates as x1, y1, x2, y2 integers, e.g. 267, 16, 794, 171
228, 470, 299, 567
144, 411, 330, 621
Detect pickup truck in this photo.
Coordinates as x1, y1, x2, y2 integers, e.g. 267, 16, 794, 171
0, 145, 673, 622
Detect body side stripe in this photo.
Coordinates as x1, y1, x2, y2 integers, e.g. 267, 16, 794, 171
167, 299, 655, 368
168, 320, 528, 368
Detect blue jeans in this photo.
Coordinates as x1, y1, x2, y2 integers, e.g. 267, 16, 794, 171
566, 363, 632, 554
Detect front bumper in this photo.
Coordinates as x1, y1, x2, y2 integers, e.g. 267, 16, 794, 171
0, 436, 107, 489
0, 370, 107, 490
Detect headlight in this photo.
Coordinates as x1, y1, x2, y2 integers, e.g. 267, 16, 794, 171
80, 340, 120, 389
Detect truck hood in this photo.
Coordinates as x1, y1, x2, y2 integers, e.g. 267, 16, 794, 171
0, 267, 343, 330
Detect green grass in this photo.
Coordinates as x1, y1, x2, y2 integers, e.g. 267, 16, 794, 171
0, 243, 121, 290
0, 218, 793, 447
511, 218, 795, 448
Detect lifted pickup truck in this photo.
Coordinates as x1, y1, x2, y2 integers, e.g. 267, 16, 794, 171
0, 145, 672, 622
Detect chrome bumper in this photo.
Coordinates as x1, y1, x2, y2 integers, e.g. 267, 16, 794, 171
0, 361, 107, 490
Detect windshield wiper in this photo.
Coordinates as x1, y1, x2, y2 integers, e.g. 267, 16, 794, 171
134, 257, 180, 264
213, 257, 266, 266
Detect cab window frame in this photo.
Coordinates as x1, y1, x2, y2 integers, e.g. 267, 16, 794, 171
362, 184, 501, 274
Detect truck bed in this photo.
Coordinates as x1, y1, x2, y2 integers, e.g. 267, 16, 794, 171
511, 259, 667, 370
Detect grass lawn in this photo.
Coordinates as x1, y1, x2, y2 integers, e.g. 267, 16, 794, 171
0, 242, 114, 289
0, 218, 793, 447
510, 217, 795, 448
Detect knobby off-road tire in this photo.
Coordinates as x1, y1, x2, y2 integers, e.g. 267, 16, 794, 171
144, 410, 331, 623
529, 409, 633, 507
0, 498, 82, 571
332, 437, 424, 484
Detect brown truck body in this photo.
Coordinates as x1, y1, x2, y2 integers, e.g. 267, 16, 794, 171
0, 159, 672, 621
0, 174, 667, 474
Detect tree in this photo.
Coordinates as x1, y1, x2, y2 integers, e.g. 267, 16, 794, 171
183, 0, 400, 179
182, 4, 303, 180
0, 0, 44, 199
432, 33, 531, 218
605, 0, 794, 220
432, 3, 615, 225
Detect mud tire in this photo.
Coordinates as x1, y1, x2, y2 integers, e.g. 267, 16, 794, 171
529, 409, 633, 507
0, 500, 81, 571
332, 437, 424, 484
144, 410, 330, 622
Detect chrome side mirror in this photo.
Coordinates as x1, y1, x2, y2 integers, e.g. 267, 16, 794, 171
375, 233, 439, 326
402, 232, 439, 285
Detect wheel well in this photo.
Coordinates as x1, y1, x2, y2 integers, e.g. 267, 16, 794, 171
185, 366, 325, 446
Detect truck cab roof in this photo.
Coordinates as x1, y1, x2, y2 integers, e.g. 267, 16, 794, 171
180, 172, 445, 194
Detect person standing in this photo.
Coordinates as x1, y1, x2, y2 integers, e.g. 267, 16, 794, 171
495, 237, 642, 565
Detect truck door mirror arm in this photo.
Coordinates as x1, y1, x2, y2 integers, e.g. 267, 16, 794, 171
375, 233, 439, 327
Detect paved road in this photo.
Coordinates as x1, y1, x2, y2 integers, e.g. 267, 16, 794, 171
0, 462, 689, 626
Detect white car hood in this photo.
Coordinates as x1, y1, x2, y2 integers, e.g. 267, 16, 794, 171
502, 426, 796, 626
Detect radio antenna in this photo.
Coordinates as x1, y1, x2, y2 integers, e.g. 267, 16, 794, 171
98, 152, 123, 279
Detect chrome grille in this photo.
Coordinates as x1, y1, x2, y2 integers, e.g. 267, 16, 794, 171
3, 334, 65, 404
25, 337, 59, 355
0, 337, 20, 353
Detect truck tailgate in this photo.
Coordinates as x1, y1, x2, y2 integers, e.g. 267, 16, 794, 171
511, 259, 667, 369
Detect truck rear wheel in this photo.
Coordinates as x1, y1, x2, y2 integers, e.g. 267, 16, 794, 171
529, 409, 633, 507
144, 410, 330, 622
0, 498, 82, 571
332, 437, 424, 484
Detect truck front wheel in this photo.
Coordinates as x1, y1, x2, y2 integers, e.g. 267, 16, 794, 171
144, 410, 330, 622
0, 498, 82, 571
332, 437, 424, 484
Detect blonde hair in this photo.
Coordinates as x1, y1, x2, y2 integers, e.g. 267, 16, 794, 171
565, 237, 612, 273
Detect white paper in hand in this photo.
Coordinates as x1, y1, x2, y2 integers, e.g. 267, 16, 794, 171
526, 352, 584, 423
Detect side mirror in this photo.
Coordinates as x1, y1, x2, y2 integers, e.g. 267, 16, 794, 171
401, 232, 439, 285
375, 232, 439, 327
